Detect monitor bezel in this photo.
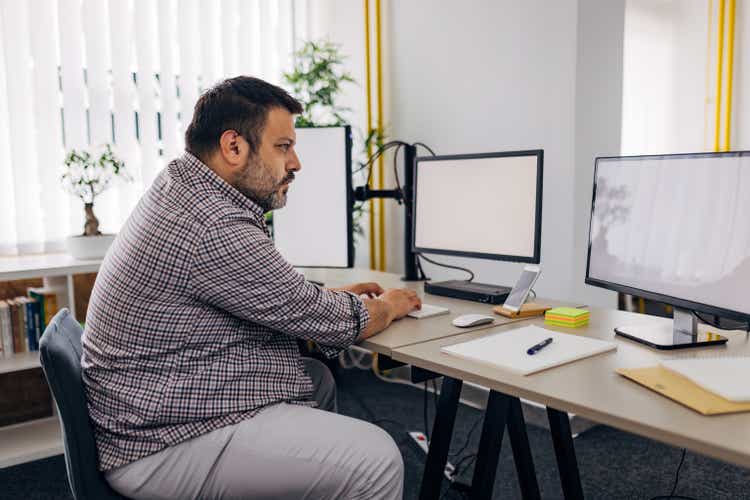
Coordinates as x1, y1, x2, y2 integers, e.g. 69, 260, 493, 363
585, 150, 750, 323
411, 149, 543, 264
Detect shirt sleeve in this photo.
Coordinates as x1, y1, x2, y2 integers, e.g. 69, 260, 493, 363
189, 216, 369, 354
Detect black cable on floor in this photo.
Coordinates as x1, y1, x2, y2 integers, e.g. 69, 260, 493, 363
423, 381, 431, 441
649, 449, 698, 500
431, 378, 439, 414
449, 414, 483, 458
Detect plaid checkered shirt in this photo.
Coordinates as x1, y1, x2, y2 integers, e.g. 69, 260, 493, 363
81, 152, 369, 471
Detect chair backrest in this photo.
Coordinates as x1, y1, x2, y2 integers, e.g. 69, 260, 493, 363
39, 309, 127, 500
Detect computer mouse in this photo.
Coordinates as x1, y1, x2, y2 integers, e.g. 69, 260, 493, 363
452, 314, 495, 328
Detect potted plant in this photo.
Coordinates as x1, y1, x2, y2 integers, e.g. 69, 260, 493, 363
61, 144, 131, 259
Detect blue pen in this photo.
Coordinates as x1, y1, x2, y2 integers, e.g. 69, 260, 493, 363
527, 337, 553, 355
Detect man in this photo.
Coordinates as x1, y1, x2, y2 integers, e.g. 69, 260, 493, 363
81, 76, 421, 499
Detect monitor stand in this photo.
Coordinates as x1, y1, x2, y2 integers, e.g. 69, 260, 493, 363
614, 307, 727, 350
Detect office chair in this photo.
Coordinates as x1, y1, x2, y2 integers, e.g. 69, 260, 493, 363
39, 308, 128, 500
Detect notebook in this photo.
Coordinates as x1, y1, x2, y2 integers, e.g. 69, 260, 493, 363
441, 325, 617, 375
659, 357, 750, 403
408, 303, 450, 319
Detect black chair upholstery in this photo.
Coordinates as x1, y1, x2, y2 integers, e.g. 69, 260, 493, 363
39, 308, 128, 500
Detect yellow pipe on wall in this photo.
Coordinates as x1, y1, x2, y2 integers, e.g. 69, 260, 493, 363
724, 0, 736, 151
375, 0, 386, 271
713, 0, 726, 152
363, 0, 376, 270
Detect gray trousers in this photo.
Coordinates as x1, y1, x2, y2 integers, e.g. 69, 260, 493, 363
105, 358, 404, 499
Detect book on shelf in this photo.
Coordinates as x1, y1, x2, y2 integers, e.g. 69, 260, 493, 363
0, 296, 43, 356
27, 287, 61, 330
11, 299, 26, 353
0, 300, 11, 358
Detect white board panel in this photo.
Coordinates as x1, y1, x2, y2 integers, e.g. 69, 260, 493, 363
273, 126, 351, 267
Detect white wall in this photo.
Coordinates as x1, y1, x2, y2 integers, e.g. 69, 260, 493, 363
735, 0, 750, 149
385, 0, 625, 304
573, 0, 624, 308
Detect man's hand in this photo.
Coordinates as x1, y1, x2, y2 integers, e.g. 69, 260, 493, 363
379, 288, 421, 320
331, 282, 384, 298
358, 288, 422, 340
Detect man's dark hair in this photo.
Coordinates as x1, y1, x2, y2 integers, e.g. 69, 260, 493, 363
185, 76, 303, 161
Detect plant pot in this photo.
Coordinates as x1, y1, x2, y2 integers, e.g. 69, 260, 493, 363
65, 234, 116, 260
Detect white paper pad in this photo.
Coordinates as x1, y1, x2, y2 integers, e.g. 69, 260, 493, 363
660, 357, 750, 402
441, 325, 617, 375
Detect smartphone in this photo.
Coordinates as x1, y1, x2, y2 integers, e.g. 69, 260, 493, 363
502, 265, 541, 313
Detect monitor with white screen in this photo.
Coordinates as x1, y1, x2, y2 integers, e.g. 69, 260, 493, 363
413, 150, 543, 263
272, 126, 353, 268
586, 151, 750, 348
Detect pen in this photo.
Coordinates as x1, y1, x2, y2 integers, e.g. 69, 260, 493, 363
527, 337, 553, 355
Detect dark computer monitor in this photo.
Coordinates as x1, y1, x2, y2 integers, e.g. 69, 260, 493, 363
272, 125, 354, 268
413, 150, 544, 303
586, 151, 750, 349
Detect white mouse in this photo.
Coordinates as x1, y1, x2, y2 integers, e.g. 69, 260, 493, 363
452, 314, 495, 328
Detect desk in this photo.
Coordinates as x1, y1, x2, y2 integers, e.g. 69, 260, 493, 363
300, 268, 568, 357
392, 308, 750, 499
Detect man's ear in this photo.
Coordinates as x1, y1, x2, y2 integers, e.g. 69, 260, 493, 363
218, 130, 249, 167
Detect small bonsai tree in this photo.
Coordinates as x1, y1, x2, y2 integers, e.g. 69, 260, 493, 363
61, 144, 130, 236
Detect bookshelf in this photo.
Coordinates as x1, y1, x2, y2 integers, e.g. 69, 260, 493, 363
0, 253, 102, 468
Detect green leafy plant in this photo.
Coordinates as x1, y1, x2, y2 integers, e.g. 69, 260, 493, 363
284, 40, 355, 127
61, 144, 131, 236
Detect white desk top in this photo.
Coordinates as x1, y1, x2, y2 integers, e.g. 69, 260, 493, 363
392, 308, 750, 469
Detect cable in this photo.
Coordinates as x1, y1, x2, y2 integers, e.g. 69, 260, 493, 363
392, 143, 404, 203
431, 378, 439, 416
648, 449, 699, 500
414, 142, 437, 156
352, 140, 403, 175
366, 141, 409, 187
670, 449, 686, 497
416, 257, 429, 280
693, 310, 749, 331
417, 253, 475, 282
449, 414, 483, 458
529, 288, 537, 300
449, 453, 478, 484
423, 381, 431, 441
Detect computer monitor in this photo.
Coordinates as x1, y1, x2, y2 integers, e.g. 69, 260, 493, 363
413, 150, 543, 303
272, 126, 354, 268
586, 151, 750, 349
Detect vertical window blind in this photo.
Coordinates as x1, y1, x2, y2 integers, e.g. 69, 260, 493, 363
0, 0, 313, 255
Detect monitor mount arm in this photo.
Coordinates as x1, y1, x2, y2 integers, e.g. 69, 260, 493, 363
352, 144, 424, 281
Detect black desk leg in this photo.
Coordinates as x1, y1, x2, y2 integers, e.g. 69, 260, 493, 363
419, 376, 463, 500
507, 398, 541, 500
469, 390, 511, 500
547, 407, 584, 500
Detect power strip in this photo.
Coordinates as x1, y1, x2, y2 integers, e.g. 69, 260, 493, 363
408, 431, 456, 481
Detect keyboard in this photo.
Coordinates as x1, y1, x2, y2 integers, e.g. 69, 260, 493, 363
408, 303, 450, 319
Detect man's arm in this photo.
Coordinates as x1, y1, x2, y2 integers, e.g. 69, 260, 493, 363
359, 289, 421, 340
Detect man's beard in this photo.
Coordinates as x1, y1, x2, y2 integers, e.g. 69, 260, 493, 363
233, 157, 294, 212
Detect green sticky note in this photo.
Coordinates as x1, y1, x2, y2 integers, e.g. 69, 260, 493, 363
546, 307, 589, 319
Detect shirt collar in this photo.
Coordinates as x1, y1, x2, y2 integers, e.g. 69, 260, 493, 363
179, 151, 266, 222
